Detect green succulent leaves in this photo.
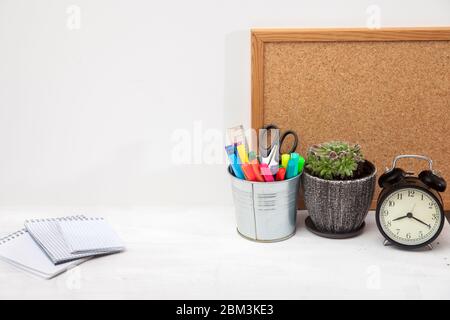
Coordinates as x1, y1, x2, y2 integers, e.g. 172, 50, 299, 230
306, 141, 365, 180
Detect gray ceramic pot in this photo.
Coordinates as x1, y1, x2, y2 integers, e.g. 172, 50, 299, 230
302, 161, 377, 234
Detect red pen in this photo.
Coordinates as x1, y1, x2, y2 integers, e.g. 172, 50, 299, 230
260, 164, 275, 182
276, 167, 287, 181
241, 163, 257, 181
250, 159, 265, 182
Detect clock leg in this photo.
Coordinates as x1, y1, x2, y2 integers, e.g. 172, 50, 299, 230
383, 239, 392, 246
427, 244, 433, 250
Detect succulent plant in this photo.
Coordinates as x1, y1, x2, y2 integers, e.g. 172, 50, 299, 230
305, 141, 365, 180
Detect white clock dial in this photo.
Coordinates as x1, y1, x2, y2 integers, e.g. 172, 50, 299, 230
379, 188, 442, 246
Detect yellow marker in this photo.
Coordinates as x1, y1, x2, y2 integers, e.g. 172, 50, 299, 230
281, 154, 291, 169
237, 144, 249, 164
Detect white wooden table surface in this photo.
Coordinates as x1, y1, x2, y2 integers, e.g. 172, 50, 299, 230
0, 206, 449, 300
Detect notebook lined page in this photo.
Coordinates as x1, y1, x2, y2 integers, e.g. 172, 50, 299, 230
58, 218, 125, 254
25, 216, 109, 265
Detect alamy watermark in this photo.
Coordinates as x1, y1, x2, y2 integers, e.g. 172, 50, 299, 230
65, 266, 83, 290
170, 121, 279, 166
366, 265, 381, 290
66, 5, 82, 30
366, 5, 381, 30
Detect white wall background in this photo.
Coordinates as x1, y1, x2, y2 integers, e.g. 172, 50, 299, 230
0, 0, 449, 207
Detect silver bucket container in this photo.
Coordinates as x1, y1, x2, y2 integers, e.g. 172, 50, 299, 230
228, 166, 301, 242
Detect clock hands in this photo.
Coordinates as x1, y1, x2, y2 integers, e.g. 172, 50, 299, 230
408, 203, 431, 228
393, 204, 415, 222
392, 203, 431, 229
411, 217, 432, 229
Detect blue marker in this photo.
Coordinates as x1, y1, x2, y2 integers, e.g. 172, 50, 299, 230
225, 145, 245, 179
286, 157, 300, 179
290, 153, 300, 175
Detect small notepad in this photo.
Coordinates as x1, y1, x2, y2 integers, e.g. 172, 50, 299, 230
0, 229, 89, 279
25, 216, 122, 265
58, 218, 125, 254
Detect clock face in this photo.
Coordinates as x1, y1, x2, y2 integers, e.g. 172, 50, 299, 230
378, 187, 443, 247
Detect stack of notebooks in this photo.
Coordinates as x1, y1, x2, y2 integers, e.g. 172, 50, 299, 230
0, 216, 125, 279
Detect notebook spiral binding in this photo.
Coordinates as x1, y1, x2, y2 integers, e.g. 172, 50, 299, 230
1, 216, 105, 245
25, 216, 105, 224
0, 229, 27, 245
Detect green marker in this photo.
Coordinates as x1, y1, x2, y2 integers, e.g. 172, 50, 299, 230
298, 156, 305, 174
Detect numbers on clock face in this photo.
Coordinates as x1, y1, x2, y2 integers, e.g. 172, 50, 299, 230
379, 188, 442, 246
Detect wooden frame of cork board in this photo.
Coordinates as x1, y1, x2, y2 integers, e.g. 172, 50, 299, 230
251, 27, 450, 209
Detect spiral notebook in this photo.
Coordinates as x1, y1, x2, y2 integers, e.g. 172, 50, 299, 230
0, 229, 89, 279
58, 217, 125, 254
25, 216, 125, 265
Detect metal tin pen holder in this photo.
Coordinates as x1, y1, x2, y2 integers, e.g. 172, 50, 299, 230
228, 166, 301, 242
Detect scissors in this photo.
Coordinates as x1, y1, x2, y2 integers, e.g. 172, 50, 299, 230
259, 124, 299, 174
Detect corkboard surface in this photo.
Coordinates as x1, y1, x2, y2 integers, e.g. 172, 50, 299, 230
252, 28, 450, 208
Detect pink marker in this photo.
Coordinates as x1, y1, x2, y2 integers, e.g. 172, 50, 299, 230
260, 164, 275, 182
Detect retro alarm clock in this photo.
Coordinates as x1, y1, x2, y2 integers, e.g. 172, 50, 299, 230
376, 155, 447, 249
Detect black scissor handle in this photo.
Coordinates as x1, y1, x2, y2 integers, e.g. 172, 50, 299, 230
280, 130, 299, 154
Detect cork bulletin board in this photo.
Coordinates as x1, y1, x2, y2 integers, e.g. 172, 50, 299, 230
251, 27, 450, 209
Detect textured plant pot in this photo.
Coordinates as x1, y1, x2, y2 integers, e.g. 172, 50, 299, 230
302, 161, 377, 234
